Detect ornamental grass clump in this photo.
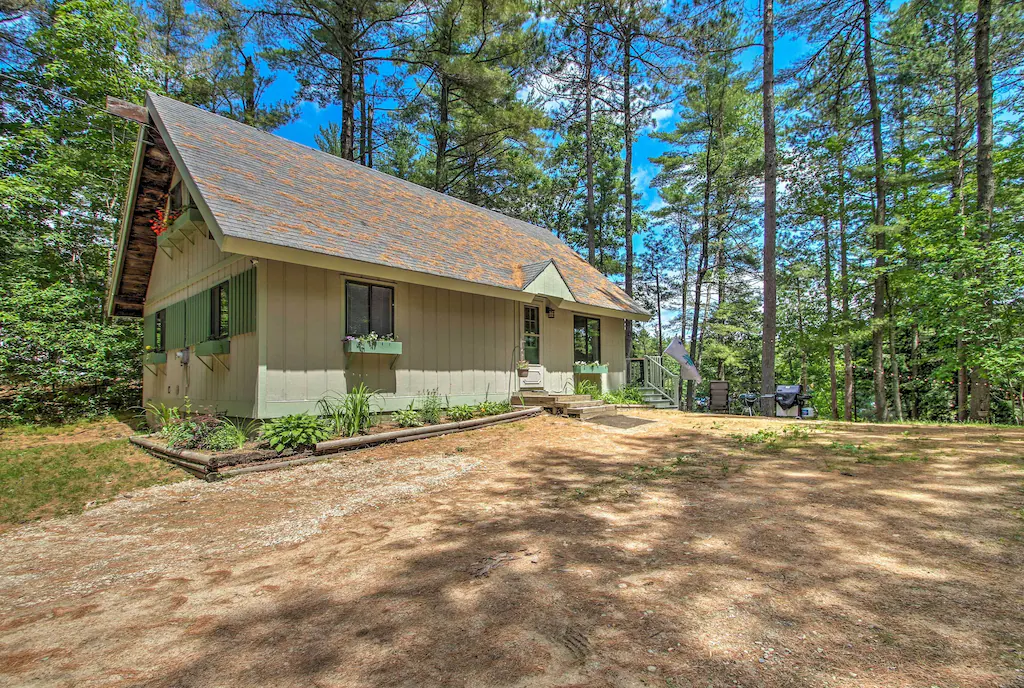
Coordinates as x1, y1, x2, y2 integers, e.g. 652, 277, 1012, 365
317, 384, 380, 437
261, 413, 330, 452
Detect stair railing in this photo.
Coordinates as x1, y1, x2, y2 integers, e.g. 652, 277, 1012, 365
633, 355, 679, 408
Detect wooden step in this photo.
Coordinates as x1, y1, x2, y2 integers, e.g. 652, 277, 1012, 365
567, 404, 617, 420
555, 399, 606, 411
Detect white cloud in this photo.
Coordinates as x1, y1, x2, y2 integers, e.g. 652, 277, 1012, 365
650, 104, 674, 131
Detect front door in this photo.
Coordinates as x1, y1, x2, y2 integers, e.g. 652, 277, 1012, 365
521, 304, 543, 388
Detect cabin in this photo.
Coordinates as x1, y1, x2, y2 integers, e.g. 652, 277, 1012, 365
105, 93, 649, 418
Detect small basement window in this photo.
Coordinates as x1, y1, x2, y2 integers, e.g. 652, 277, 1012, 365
573, 315, 601, 363
210, 281, 229, 339
346, 281, 394, 337
154, 309, 166, 352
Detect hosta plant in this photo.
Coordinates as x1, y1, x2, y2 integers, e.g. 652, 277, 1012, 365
261, 413, 330, 452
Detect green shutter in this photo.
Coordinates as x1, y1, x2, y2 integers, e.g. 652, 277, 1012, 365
143, 314, 156, 350
185, 291, 211, 346
166, 300, 186, 350
228, 267, 257, 336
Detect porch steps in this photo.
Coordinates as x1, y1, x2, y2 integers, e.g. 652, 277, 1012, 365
641, 387, 675, 409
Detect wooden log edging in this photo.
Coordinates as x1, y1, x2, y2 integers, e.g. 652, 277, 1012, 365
314, 406, 543, 454
131, 406, 544, 481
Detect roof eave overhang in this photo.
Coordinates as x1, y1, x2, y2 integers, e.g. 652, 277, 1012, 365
105, 127, 148, 319
220, 234, 650, 320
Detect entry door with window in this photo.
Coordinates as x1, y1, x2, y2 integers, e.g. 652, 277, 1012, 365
521, 305, 543, 388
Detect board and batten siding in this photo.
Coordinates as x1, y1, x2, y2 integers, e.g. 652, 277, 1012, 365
259, 260, 628, 415
261, 260, 523, 414
143, 216, 258, 417
536, 301, 626, 395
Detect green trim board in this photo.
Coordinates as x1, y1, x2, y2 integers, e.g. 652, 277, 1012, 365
343, 339, 403, 355
143, 352, 167, 364
184, 291, 210, 346
195, 338, 230, 356
143, 313, 156, 350
228, 267, 257, 335
573, 363, 608, 374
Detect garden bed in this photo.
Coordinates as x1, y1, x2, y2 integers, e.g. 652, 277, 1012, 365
132, 406, 542, 480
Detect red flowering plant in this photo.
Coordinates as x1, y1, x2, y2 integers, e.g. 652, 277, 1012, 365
150, 200, 182, 237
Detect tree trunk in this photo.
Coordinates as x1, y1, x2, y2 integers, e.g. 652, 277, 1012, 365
687, 231, 709, 411
622, 23, 635, 364
584, 10, 597, 266
971, 0, 994, 421
366, 103, 374, 168
911, 324, 920, 420
823, 214, 838, 420
358, 60, 368, 165
340, 18, 356, 161
677, 231, 691, 410
434, 74, 450, 192
760, 0, 777, 417
863, 0, 887, 422
888, 287, 903, 421
840, 164, 854, 422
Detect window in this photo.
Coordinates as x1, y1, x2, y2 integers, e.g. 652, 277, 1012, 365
210, 281, 229, 339
523, 305, 540, 364
346, 281, 394, 337
573, 315, 601, 363
154, 309, 166, 352
169, 179, 184, 213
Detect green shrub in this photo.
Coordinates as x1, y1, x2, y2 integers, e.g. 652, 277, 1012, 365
574, 379, 600, 396
602, 386, 645, 405
163, 415, 220, 450
447, 404, 475, 422
205, 417, 257, 452
261, 413, 330, 452
478, 400, 513, 416
393, 407, 422, 428
419, 389, 444, 425
317, 384, 380, 437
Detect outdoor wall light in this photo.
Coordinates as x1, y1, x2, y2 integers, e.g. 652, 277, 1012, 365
546, 305, 555, 318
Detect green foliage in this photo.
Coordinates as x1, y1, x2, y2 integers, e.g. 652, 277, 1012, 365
163, 415, 221, 450
602, 386, 645, 405
260, 413, 330, 452
446, 404, 475, 422
574, 379, 600, 397
418, 389, 444, 425
143, 401, 180, 431
393, 407, 423, 428
478, 400, 513, 416
204, 417, 257, 452
317, 384, 380, 437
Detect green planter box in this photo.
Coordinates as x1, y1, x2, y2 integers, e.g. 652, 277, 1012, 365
143, 352, 167, 364
574, 363, 608, 374
157, 207, 206, 248
344, 339, 403, 355
195, 338, 230, 356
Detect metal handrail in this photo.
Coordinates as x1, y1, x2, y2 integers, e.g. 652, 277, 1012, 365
637, 355, 679, 408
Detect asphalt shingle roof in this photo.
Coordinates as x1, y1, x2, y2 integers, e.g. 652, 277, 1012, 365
148, 93, 646, 316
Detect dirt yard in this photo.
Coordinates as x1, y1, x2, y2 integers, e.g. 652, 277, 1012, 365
1, 412, 1022, 687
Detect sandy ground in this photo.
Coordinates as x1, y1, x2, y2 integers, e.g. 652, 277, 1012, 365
0, 411, 1022, 687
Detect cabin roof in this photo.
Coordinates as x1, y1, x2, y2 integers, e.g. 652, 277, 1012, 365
109, 93, 647, 318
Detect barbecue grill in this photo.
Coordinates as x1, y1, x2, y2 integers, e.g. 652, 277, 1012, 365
775, 384, 814, 418
738, 393, 759, 416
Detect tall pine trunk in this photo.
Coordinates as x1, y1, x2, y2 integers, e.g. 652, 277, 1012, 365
622, 23, 635, 366
971, 0, 994, 421
760, 0, 777, 417
863, 0, 887, 421
824, 214, 839, 420
434, 74, 450, 192
584, 10, 597, 266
